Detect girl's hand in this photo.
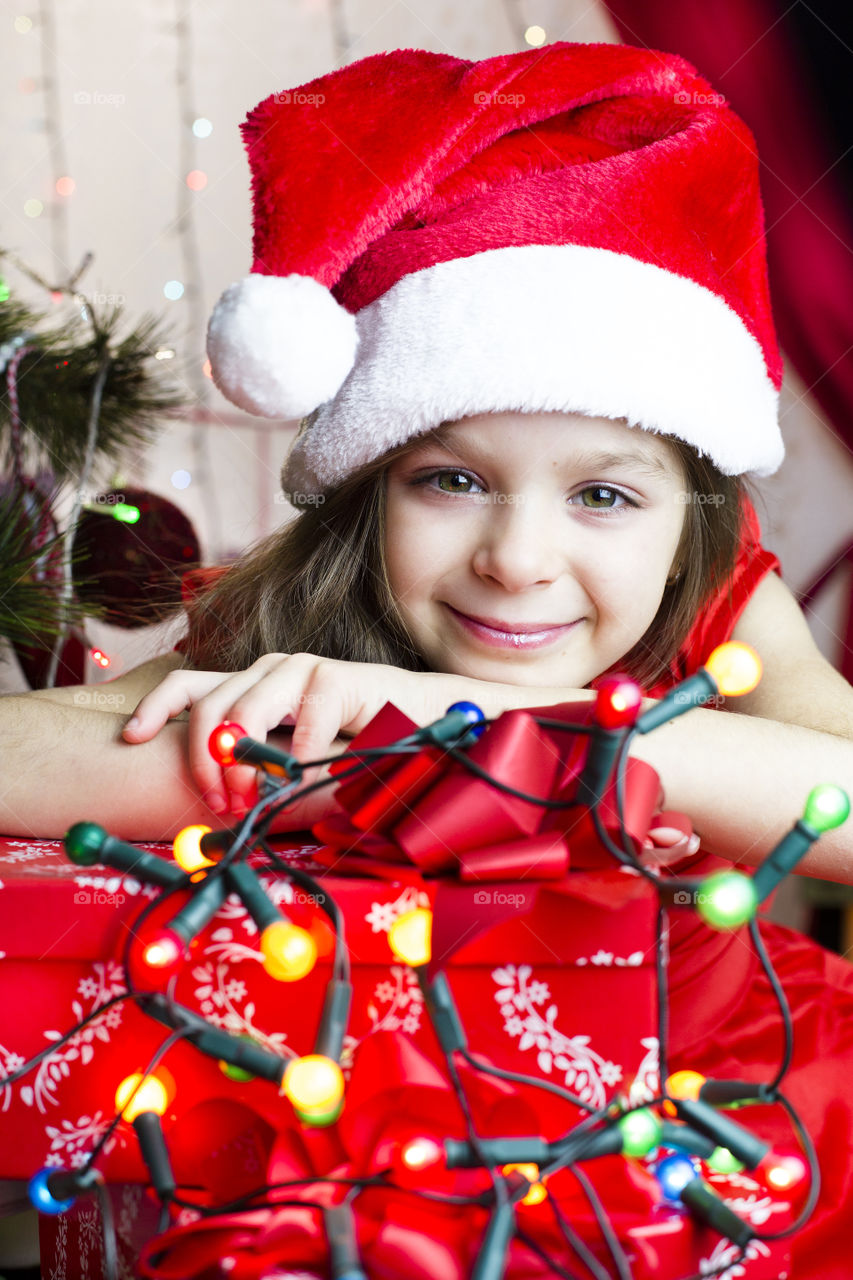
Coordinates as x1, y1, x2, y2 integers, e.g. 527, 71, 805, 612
121, 654, 468, 816
642, 819, 701, 867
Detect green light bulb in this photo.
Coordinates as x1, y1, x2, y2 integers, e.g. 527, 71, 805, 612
0, 278, 10, 303
696, 870, 758, 930
219, 1035, 259, 1082
112, 502, 141, 524
707, 1146, 744, 1174
617, 1108, 662, 1158
64, 821, 108, 865
295, 1100, 344, 1128
803, 784, 850, 834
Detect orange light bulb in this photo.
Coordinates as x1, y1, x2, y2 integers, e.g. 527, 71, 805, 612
663, 1069, 706, 1117
502, 1163, 548, 1206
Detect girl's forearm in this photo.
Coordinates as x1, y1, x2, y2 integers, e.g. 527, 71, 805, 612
629, 708, 853, 883
446, 679, 853, 885
1, 694, 349, 842
1, 695, 223, 841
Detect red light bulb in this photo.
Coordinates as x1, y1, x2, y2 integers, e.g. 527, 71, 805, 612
399, 1135, 444, 1173
758, 1151, 809, 1195
142, 930, 183, 970
593, 676, 644, 730
208, 722, 247, 766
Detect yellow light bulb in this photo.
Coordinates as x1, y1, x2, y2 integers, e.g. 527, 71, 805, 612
115, 1073, 168, 1121
260, 921, 317, 981
388, 907, 432, 967
172, 824, 214, 876
282, 1054, 344, 1114
704, 642, 762, 697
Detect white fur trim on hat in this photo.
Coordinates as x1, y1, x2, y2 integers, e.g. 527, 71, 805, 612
207, 273, 359, 419
281, 244, 782, 497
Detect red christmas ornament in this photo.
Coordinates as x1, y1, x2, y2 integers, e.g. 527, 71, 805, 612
72, 487, 200, 628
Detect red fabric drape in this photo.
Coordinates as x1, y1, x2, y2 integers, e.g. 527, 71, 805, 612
602, 0, 853, 438
602, 0, 853, 679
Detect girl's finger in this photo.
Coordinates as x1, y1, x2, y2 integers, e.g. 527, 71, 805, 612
122, 671, 229, 741
184, 656, 296, 807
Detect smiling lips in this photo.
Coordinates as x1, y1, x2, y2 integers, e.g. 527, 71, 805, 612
445, 604, 580, 650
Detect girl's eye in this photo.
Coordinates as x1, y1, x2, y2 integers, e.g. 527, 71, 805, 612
413, 470, 484, 495
573, 485, 635, 510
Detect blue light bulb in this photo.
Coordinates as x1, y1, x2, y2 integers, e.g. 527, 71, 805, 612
446, 700, 487, 739
655, 1151, 698, 1202
28, 1167, 75, 1214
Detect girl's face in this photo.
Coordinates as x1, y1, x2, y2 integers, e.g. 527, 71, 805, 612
384, 411, 687, 689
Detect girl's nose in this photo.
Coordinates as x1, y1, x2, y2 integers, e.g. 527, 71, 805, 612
470, 497, 564, 591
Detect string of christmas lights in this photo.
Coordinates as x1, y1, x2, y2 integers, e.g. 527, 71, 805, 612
3, 642, 846, 1278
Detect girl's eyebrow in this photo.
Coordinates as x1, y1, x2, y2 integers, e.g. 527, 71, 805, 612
404, 434, 673, 480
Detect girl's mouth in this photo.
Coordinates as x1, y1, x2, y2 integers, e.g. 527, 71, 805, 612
444, 604, 581, 650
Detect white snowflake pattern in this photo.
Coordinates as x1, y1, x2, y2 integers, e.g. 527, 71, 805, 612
365, 901, 398, 933
365, 965, 424, 1036
0, 839, 65, 865
627, 1037, 660, 1106
699, 1238, 772, 1279
364, 885, 431, 934
575, 950, 645, 967
493, 963, 623, 1109
15, 962, 127, 1113
191, 961, 292, 1055
43, 1111, 120, 1166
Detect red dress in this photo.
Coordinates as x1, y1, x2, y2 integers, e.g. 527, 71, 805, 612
179, 497, 853, 1275
647, 499, 853, 1279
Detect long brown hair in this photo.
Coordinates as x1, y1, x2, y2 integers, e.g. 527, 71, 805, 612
180, 433, 746, 691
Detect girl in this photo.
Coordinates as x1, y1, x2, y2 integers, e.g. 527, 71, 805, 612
8, 39, 853, 1277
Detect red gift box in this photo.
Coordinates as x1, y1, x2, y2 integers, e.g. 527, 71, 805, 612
0, 837, 792, 1280
0, 696, 793, 1278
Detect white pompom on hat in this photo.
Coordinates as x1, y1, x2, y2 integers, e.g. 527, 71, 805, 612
207, 42, 785, 499
206, 274, 358, 419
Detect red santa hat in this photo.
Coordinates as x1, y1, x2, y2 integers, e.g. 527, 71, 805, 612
206, 42, 784, 498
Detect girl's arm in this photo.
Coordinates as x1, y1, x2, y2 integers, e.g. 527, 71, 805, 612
630, 571, 853, 882
0, 657, 349, 841
465, 573, 853, 884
